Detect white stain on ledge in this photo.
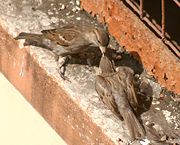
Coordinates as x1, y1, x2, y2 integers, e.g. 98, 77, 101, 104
140, 138, 150, 145
162, 110, 172, 123
76, 17, 81, 20
18, 39, 26, 49
155, 107, 160, 111
162, 110, 178, 129
76, 0, 80, 6
19, 55, 26, 77
59, 4, 65, 10
0, 1, 144, 144
152, 101, 160, 105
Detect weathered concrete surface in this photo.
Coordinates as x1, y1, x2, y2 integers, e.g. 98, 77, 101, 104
0, 0, 128, 145
0, 0, 180, 145
80, 0, 180, 94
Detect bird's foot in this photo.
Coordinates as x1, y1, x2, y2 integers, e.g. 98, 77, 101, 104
57, 56, 71, 82
57, 68, 71, 82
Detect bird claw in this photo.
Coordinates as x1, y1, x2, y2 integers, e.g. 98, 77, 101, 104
56, 55, 72, 82
57, 68, 71, 82
60, 73, 71, 82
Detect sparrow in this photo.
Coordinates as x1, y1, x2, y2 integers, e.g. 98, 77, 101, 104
15, 24, 110, 79
95, 54, 145, 140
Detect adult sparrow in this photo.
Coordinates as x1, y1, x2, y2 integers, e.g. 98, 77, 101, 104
15, 24, 109, 79
95, 54, 145, 140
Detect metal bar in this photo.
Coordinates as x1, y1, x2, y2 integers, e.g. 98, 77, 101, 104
124, 0, 180, 58
143, 17, 163, 39
161, 0, 165, 40
125, 0, 162, 36
140, 0, 144, 19
164, 40, 180, 58
125, 0, 140, 15
173, 0, 180, 7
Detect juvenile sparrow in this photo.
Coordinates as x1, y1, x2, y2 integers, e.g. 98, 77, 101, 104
95, 54, 145, 140
15, 24, 109, 79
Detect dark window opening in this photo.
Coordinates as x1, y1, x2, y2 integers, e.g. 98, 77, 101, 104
123, 0, 180, 58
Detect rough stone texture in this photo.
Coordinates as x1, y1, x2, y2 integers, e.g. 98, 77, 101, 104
0, 0, 180, 145
0, 0, 128, 145
80, 0, 180, 94
0, 27, 122, 145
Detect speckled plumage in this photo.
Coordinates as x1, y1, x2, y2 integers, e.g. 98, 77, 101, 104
15, 24, 109, 79
95, 55, 145, 140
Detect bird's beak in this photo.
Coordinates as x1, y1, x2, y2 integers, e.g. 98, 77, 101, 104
99, 46, 106, 54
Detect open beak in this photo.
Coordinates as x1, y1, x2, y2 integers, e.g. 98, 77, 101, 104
99, 46, 106, 54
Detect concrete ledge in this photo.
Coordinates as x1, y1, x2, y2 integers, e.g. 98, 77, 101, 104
0, 73, 67, 145
80, 0, 180, 94
0, 1, 179, 145
0, 25, 125, 145
0, 1, 128, 144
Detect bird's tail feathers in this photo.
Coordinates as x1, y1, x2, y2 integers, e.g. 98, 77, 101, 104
15, 32, 42, 40
15, 32, 49, 49
122, 108, 145, 140
127, 84, 139, 111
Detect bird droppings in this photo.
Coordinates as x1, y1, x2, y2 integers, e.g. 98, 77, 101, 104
59, 18, 66, 23
18, 39, 26, 49
69, 1, 75, 5
47, 10, 53, 15
151, 101, 160, 105
76, 17, 81, 20
155, 107, 160, 111
76, 0, 80, 6
0, 0, 179, 145
72, 6, 80, 12
162, 110, 177, 125
59, 4, 65, 10
66, 11, 71, 16
162, 110, 172, 123
140, 139, 150, 145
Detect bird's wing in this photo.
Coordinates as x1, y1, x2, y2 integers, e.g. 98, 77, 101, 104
110, 74, 145, 139
117, 67, 139, 110
41, 26, 80, 46
95, 75, 123, 120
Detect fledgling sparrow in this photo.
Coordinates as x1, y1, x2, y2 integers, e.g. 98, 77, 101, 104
95, 54, 145, 140
15, 24, 109, 79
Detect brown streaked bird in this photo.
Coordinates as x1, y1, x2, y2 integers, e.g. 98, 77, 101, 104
15, 24, 109, 79
95, 54, 145, 140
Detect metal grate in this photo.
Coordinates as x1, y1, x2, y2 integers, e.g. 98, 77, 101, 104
123, 0, 180, 58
